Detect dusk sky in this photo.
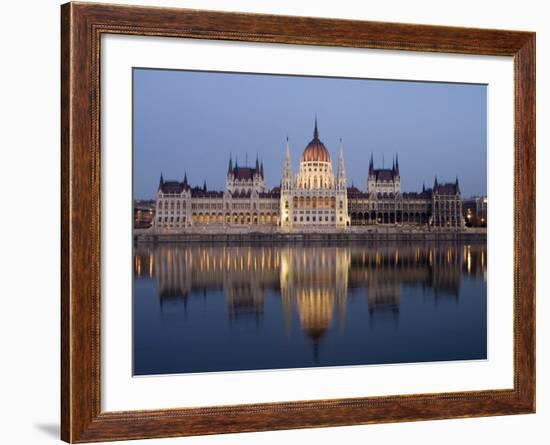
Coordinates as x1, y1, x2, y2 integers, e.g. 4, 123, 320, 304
133, 68, 486, 200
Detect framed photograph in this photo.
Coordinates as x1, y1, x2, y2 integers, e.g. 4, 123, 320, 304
61, 2, 535, 442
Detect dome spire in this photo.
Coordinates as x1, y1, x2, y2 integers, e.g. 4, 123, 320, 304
313, 115, 319, 139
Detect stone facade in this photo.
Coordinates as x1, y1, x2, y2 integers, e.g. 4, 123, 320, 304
280, 119, 349, 227
152, 119, 464, 231
153, 169, 280, 230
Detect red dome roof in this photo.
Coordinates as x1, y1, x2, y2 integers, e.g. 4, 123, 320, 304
301, 118, 331, 163
302, 140, 330, 162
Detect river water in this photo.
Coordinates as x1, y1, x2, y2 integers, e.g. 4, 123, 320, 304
133, 241, 487, 375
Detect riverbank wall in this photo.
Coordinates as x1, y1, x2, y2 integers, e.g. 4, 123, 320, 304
136, 229, 486, 244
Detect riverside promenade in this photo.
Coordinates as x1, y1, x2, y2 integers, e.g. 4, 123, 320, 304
135, 226, 486, 244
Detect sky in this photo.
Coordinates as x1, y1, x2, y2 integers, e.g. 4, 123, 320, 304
133, 68, 487, 200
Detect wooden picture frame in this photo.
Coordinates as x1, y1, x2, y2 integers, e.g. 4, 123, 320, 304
61, 2, 535, 442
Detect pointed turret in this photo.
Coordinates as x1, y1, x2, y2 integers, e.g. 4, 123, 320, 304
455, 176, 460, 193
158, 172, 164, 189
203, 180, 207, 192
337, 138, 347, 190
422, 182, 426, 193
260, 160, 264, 178
281, 136, 293, 191
183, 172, 188, 187
255, 154, 260, 174
227, 155, 233, 174
285, 136, 290, 157
434, 176, 438, 188
369, 153, 374, 173
395, 153, 400, 174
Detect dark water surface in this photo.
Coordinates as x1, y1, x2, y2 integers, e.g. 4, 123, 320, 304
133, 242, 487, 375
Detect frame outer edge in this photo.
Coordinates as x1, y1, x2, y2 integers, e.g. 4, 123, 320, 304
62, 2, 100, 442
515, 33, 536, 413
60, 2, 536, 442
60, 2, 72, 442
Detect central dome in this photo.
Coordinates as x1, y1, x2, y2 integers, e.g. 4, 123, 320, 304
302, 118, 331, 163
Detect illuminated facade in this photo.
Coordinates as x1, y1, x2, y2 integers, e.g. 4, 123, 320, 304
280, 119, 350, 227
463, 196, 487, 227
151, 118, 464, 231
348, 166, 464, 228
280, 119, 349, 227
153, 167, 280, 230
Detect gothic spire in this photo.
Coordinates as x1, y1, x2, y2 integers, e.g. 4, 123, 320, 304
159, 172, 164, 186
183, 171, 188, 187
434, 175, 438, 188
337, 138, 347, 190
455, 176, 460, 193
395, 153, 399, 174
255, 153, 260, 172
203, 180, 207, 192
228, 154, 233, 174
282, 137, 293, 191
369, 153, 374, 173
285, 136, 291, 159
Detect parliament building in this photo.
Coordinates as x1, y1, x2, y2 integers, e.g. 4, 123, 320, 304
152, 119, 464, 231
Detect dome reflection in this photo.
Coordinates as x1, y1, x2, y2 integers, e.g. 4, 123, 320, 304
134, 242, 487, 355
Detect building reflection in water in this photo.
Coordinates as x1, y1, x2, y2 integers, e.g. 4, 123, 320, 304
134, 242, 487, 358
